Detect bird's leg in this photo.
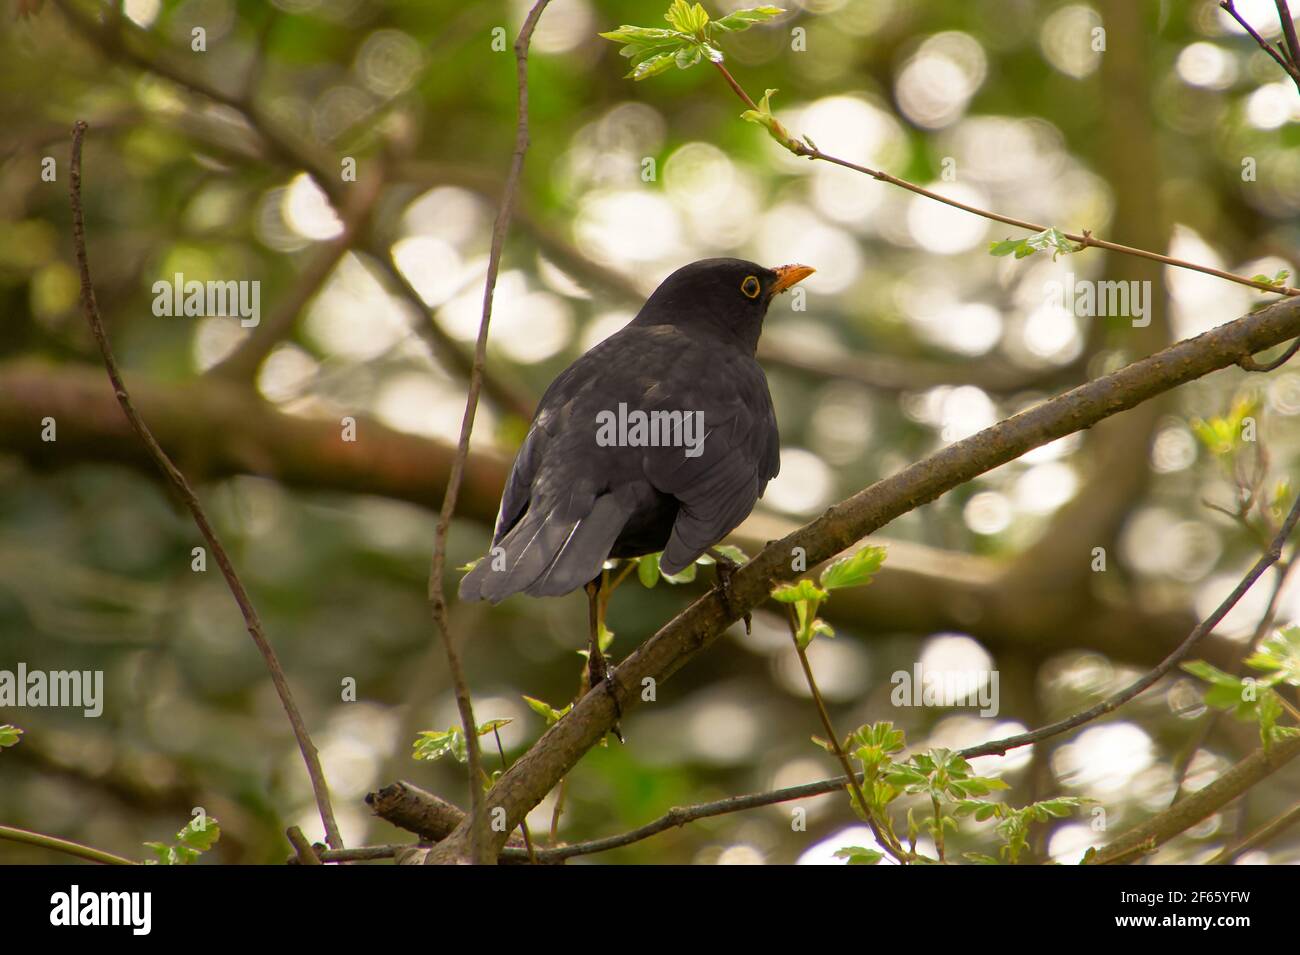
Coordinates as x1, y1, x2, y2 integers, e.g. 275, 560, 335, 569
707, 547, 751, 636
584, 576, 624, 743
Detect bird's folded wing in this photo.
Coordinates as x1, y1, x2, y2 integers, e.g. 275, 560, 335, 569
646, 399, 779, 575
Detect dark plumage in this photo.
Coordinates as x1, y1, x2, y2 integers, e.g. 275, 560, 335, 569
459, 257, 812, 604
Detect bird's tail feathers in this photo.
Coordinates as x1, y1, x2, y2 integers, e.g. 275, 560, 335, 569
457, 492, 633, 603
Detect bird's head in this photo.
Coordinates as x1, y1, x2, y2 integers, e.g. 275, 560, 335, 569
633, 257, 815, 352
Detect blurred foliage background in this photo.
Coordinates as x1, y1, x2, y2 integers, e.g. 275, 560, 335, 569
2, 0, 1300, 864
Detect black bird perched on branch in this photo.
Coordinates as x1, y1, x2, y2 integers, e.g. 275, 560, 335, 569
459, 257, 813, 712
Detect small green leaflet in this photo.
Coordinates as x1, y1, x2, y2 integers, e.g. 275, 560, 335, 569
1245, 626, 1300, 686
1249, 268, 1290, 291
820, 544, 886, 591
660, 558, 697, 584
144, 815, 221, 866
637, 553, 661, 587
523, 696, 572, 726
665, 0, 710, 34
413, 719, 513, 762
988, 227, 1084, 261
713, 6, 784, 31
833, 846, 883, 865
771, 578, 828, 604
599, 5, 784, 81
740, 87, 800, 152
697, 544, 749, 565
1189, 395, 1258, 458
1182, 659, 1300, 749
0, 724, 21, 750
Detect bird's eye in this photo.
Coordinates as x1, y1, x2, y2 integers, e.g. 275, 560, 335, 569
740, 275, 761, 299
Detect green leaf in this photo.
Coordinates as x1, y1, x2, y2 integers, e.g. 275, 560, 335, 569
820, 545, 887, 590
177, 815, 220, 852
477, 718, 512, 736
629, 51, 679, 81
1189, 395, 1259, 458
697, 544, 749, 565
144, 816, 220, 865
833, 845, 883, 865
665, 0, 710, 34
770, 578, 828, 604
674, 44, 702, 69
661, 558, 697, 584
1245, 627, 1300, 686
0, 725, 22, 750
1250, 268, 1290, 290
523, 696, 571, 726
413, 727, 467, 763
637, 553, 661, 587
740, 88, 800, 153
598, 25, 683, 46
713, 6, 785, 32
987, 227, 1084, 261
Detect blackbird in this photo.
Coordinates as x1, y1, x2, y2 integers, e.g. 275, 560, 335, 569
459, 257, 813, 706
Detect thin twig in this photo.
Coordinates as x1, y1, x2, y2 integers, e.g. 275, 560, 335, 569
69, 121, 343, 851
960, 488, 1300, 759
286, 826, 323, 865
0, 824, 136, 865
1221, 1, 1300, 92
493, 725, 537, 865
711, 57, 1300, 298
1087, 732, 1300, 864
1277, 1, 1300, 69
786, 605, 907, 862
1238, 336, 1300, 372
424, 0, 553, 866
1208, 799, 1300, 863
1169, 556, 1297, 804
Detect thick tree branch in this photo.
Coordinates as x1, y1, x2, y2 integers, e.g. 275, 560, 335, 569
422, 292, 1300, 862
0, 360, 1250, 675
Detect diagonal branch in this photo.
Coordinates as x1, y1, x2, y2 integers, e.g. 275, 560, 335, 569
1221, 1, 1300, 93
1086, 732, 1300, 863
68, 121, 343, 851
409, 488, 1300, 862
423, 290, 1300, 862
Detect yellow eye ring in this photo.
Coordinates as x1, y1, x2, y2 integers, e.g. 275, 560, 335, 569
741, 275, 761, 299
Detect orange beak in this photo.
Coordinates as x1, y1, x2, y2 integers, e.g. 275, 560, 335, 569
769, 263, 815, 295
